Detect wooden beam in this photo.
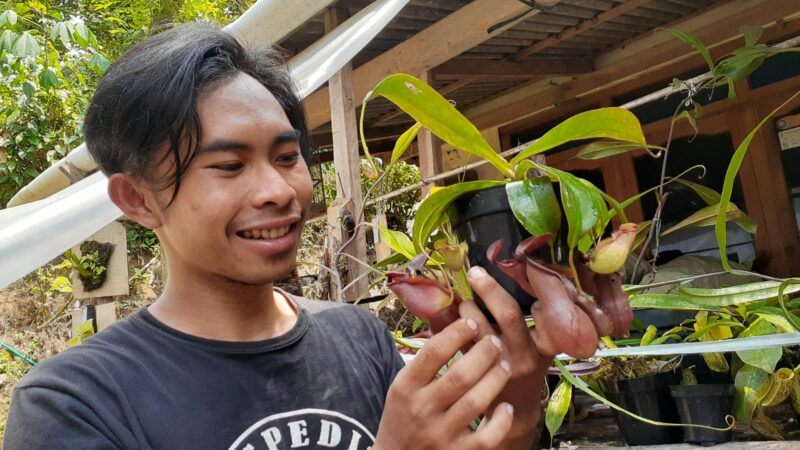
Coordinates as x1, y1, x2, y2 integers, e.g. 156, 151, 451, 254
370, 79, 471, 126
433, 58, 592, 80
304, 0, 548, 130
509, 0, 650, 61
417, 71, 443, 194
467, 0, 800, 129
325, 7, 369, 300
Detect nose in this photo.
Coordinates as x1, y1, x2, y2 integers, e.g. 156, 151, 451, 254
249, 162, 296, 210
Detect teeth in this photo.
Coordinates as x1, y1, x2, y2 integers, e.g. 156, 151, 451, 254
240, 225, 291, 240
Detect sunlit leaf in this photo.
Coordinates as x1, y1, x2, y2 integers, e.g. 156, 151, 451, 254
511, 108, 645, 164
628, 294, 723, 311
364, 74, 513, 177
375, 225, 415, 259
662, 202, 753, 236
390, 122, 422, 165
412, 180, 507, 253
545, 379, 572, 441
12, 31, 40, 57
0, 29, 17, 52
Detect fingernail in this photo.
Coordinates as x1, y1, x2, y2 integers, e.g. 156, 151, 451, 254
466, 318, 478, 331
490, 335, 503, 350
500, 359, 511, 373
505, 403, 514, 416
468, 266, 486, 279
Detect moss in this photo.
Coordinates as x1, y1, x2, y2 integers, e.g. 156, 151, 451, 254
78, 241, 115, 291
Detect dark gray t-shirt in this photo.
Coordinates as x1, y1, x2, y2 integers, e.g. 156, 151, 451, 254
4, 296, 405, 449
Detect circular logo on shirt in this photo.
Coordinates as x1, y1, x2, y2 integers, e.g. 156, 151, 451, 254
229, 408, 375, 450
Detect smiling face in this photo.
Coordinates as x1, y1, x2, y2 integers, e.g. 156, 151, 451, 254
145, 72, 312, 286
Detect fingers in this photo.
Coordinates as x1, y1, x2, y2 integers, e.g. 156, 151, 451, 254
428, 334, 505, 408
458, 402, 515, 450
444, 360, 512, 430
402, 318, 479, 387
467, 266, 532, 353
458, 299, 495, 339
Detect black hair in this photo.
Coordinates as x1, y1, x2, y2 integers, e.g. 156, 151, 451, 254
83, 22, 311, 206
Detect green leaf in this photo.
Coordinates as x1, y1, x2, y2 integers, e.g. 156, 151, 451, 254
734, 364, 770, 424
671, 28, 714, 70
73, 22, 90, 48
737, 319, 781, 373
749, 311, 798, 333
576, 141, 664, 160
390, 122, 422, 166
740, 25, 763, 47
0, 29, 17, 52
1, 9, 18, 27
39, 67, 60, 88
89, 52, 109, 75
22, 81, 35, 99
681, 281, 784, 297
717, 90, 800, 270
545, 379, 572, 440
376, 225, 415, 259
506, 176, 561, 242
364, 74, 512, 177
677, 283, 800, 307
373, 252, 408, 270
628, 293, 723, 311
12, 31, 41, 57
542, 167, 603, 248
555, 360, 732, 431
50, 21, 71, 46
413, 180, 507, 253
511, 108, 646, 164
662, 202, 751, 236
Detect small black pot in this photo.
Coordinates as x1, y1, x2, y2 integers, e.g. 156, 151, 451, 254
670, 384, 735, 444
607, 371, 684, 446
448, 184, 548, 312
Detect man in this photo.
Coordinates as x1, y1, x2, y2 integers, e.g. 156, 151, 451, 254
5, 23, 583, 449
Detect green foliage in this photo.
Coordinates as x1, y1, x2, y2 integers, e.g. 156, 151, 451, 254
124, 221, 160, 257
0, 0, 256, 207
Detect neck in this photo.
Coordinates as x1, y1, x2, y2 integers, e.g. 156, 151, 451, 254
148, 266, 298, 342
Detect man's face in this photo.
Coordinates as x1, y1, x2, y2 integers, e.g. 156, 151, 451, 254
147, 72, 312, 285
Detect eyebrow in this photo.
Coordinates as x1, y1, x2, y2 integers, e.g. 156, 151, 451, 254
197, 129, 301, 154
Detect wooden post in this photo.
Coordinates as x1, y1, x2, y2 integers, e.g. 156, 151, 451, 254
418, 71, 443, 193
325, 7, 369, 301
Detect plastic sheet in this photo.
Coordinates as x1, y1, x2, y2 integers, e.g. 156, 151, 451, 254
0, 0, 408, 288
225, 0, 336, 48
0, 173, 121, 287
289, 0, 410, 99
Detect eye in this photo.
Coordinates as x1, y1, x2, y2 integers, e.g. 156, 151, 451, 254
277, 152, 302, 164
211, 162, 243, 172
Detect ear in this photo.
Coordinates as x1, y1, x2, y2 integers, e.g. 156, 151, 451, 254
107, 173, 163, 229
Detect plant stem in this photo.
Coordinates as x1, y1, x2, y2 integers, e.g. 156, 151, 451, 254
568, 247, 583, 292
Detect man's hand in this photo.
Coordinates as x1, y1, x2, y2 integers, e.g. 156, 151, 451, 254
458, 266, 562, 450
374, 318, 515, 450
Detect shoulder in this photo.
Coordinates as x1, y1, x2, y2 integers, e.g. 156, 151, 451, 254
291, 295, 393, 342
15, 312, 147, 392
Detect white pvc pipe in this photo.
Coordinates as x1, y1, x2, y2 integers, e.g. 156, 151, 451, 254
0, 0, 408, 288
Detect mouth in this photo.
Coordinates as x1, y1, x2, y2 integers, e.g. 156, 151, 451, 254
236, 225, 292, 240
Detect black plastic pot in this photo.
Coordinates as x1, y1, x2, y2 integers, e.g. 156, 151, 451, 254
448, 183, 547, 312
607, 371, 684, 446
670, 384, 735, 444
